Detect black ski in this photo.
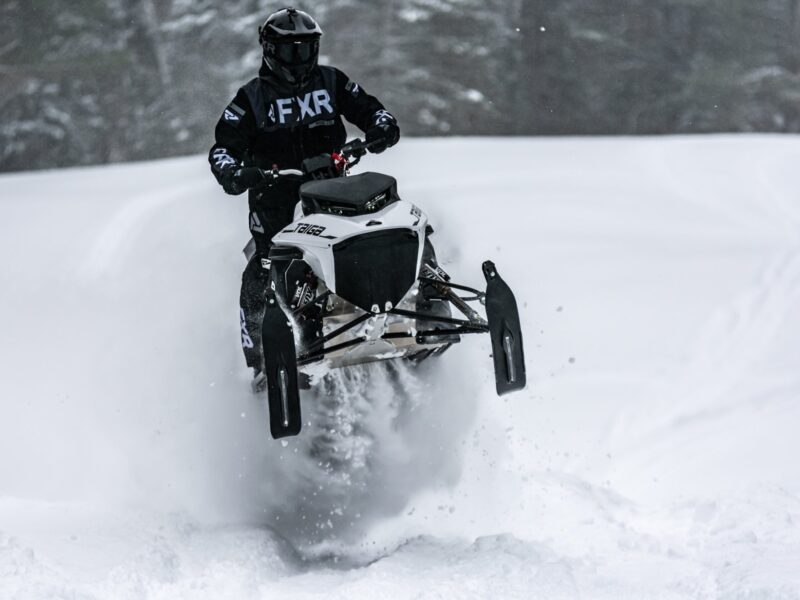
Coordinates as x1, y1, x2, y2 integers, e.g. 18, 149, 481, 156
482, 261, 527, 395
262, 289, 302, 438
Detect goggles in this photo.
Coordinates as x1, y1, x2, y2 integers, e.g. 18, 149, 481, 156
269, 40, 319, 65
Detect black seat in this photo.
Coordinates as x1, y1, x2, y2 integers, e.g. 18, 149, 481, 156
300, 172, 399, 216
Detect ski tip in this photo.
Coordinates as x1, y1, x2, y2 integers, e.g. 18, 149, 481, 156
482, 260, 498, 281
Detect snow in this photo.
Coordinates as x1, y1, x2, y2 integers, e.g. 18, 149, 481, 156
2, 135, 800, 598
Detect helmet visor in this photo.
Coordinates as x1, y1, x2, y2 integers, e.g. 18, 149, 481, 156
272, 40, 319, 65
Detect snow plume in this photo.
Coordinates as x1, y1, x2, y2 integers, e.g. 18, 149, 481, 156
237, 357, 478, 555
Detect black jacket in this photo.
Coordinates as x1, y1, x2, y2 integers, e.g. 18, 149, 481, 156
209, 64, 390, 210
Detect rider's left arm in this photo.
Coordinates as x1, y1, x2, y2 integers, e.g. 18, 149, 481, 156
333, 68, 398, 134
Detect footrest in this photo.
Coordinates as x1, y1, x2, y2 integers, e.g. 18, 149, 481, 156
482, 261, 527, 395
262, 291, 302, 438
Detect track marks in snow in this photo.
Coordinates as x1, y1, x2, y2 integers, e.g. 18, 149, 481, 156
610, 246, 800, 491
608, 139, 800, 472
79, 181, 207, 280
676, 248, 800, 407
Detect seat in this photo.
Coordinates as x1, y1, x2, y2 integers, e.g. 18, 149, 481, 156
300, 172, 399, 216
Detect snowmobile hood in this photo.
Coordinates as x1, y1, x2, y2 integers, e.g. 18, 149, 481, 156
270, 199, 429, 307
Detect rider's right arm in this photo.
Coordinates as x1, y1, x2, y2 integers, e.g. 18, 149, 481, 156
208, 88, 258, 195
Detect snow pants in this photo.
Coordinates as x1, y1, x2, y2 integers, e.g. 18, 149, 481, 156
240, 203, 296, 369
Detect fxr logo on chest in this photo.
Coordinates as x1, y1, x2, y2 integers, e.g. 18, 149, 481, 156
272, 90, 334, 124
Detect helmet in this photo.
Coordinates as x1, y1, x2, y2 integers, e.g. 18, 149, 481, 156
259, 7, 323, 89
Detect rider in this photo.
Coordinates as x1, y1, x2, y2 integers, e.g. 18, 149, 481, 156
208, 7, 400, 389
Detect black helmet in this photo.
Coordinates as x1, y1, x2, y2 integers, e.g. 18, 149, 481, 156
259, 7, 323, 89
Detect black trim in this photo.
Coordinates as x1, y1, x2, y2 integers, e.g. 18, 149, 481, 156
418, 276, 485, 298
268, 245, 304, 260
416, 327, 486, 340
298, 336, 366, 365
390, 308, 489, 330
303, 312, 371, 355
295, 325, 485, 365
333, 229, 419, 312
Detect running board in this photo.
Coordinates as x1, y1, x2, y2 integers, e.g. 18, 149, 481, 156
262, 290, 302, 438
482, 261, 527, 395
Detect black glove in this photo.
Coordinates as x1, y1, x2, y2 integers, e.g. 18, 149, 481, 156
218, 169, 244, 195
236, 167, 271, 189
366, 111, 400, 154
221, 167, 271, 195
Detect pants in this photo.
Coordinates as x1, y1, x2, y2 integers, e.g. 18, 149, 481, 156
240, 204, 297, 369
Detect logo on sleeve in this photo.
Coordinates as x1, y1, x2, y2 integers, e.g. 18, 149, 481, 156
240, 308, 254, 349
345, 80, 360, 96
212, 148, 236, 169
223, 102, 245, 124
249, 212, 265, 234
373, 109, 395, 125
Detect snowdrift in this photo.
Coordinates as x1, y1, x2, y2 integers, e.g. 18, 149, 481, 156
1, 136, 800, 598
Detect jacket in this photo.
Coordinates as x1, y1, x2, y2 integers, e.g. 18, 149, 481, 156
209, 64, 392, 210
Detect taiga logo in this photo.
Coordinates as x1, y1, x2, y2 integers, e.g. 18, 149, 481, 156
293, 222, 327, 236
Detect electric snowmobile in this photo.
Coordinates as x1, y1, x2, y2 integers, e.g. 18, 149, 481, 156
245, 139, 526, 438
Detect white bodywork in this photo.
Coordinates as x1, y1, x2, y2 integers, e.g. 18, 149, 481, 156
271, 198, 429, 300
270, 198, 437, 368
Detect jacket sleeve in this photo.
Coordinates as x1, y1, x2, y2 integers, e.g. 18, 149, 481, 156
208, 88, 258, 191
333, 68, 397, 133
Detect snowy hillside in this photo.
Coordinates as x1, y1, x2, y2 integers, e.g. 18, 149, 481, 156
1, 136, 800, 598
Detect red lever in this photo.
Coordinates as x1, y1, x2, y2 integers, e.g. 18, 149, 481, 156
332, 152, 347, 174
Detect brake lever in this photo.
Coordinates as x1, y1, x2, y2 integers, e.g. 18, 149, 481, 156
340, 138, 369, 159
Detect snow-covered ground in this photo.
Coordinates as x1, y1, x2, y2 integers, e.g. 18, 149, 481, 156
1, 136, 800, 599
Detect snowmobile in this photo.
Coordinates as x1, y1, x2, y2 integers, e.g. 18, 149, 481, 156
246, 139, 526, 438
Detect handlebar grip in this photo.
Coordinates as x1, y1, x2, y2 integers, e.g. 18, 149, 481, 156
275, 169, 304, 177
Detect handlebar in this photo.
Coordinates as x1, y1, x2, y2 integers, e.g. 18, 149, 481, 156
243, 138, 382, 190
271, 168, 305, 178
244, 167, 304, 190
339, 137, 382, 166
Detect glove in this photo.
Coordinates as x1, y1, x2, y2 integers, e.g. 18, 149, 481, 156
219, 169, 244, 195
234, 167, 270, 189
220, 167, 270, 195
365, 111, 400, 154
